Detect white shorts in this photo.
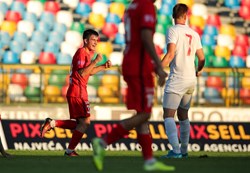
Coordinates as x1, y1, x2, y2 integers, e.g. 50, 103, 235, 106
163, 75, 196, 110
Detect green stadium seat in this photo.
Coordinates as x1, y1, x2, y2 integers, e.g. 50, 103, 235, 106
70, 22, 85, 33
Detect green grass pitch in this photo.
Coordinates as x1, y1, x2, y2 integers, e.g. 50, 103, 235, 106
0, 150, 250, 173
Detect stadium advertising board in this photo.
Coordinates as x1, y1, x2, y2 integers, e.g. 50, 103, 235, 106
0, 120, 249, 152
1, 106, 250, 122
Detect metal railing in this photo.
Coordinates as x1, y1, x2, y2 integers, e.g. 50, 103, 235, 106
1, 64, 250, 107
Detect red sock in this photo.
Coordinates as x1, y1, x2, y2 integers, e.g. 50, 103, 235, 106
138, 134, 153, 160
104, 124, 129, 145
55, 120, 77, 130
68, 130, 83, 150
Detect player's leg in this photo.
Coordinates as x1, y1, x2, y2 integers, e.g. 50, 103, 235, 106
0, 137, 12, 158
162, 92, 182, 158
65, 117, 90, 156
65, 99, 90, 156
40, 118, 77, 137
177, 92, 193, 158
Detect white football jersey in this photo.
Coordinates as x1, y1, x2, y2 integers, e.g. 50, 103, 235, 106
166, 24, 202, 79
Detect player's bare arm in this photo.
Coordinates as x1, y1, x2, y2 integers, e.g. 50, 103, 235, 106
161, 43, 176, 67
141, 29, 167, 87
78, 54, 102, 76
90, 60, 112, 75
195, 48, 205, 77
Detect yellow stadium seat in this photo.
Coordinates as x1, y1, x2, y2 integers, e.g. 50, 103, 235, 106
1, 20, 17, 36
178, 0, 194, 8
98, 86, 116, 97
109, 2, 125, 19
214, 45, 231, 60
101, 74, 119, 86
96, 42, 113, 57
88, 12, 105, 29
219, 24, 236, 39
44, 85, 61, 96
189, 15, 205, 29
241, 77, 250, 89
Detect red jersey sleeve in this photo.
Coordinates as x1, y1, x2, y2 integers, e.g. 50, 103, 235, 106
139, 0, 156, 30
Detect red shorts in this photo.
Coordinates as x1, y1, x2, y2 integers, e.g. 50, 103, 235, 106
123, 74, 154, 113
67, 97, 90, 119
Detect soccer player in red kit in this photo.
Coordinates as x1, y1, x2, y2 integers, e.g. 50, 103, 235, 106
92, 0, 175, 171
40, 29, 112, 156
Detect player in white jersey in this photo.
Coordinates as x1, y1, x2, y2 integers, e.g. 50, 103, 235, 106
161, 3, 205, 158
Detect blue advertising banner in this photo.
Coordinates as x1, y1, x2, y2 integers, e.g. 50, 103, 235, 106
0, 120, 250, 152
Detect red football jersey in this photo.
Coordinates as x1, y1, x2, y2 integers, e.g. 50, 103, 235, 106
66, 48, 91, 100
122, 0, 156, 76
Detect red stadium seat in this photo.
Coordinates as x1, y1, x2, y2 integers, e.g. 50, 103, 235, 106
5, 11, 22, 23
39, 52, 57, 64
206, 14, 221, 28
235, 34, 249, 47
44, 1, 60, 15
241, 0, 250, 7
101, 23, 118, 39
11, 73, 28, 89
206, 76, 224, 89
232, 45, 248, 58
16, 0, 28, 5
240, 88, 250, 104
80, 0, 95, 7
239, 5, 250, 20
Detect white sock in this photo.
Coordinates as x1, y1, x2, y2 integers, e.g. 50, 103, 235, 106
179, 119, 190, 154
50, 120, 55, 128
66, 148, 74, 154
144, 158, 156, 165
164, 117, 180, 154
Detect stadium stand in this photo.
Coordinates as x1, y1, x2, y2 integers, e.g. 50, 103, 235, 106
0, 0, 250, 106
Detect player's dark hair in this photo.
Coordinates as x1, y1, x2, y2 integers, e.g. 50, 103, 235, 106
82, 29, 99, 40
172, 3, 188, 19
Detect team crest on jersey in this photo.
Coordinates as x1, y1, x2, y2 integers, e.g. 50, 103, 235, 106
144, 14, 154, 23
78, 60, 85, 66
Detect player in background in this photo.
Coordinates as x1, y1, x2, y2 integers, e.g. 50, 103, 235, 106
40, 29, 112, 156
91, 0, 175, 171
161, 3, 205, 158
0, 115, 12, 158
0, 137, 12, 158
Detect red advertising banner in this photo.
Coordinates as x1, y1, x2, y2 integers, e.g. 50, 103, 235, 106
0, 120, 250, 152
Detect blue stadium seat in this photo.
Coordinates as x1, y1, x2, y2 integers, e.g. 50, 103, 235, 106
2, 51, 19, 64
0, 31, 11, 47
26, 41, 42, 56
203, 25, 218, 36
201, 34, 216, 46
40, 12, 55, 30
44, 42, 60, 55
204, 87, 224, 104
229, 55, 246, 68
10, 40, 24, 55
53, 22, 67, 35
114, 33, 125, 45
0, 2, 8, 14
106, 13, 121, 25
24, 12, 38, 26
224, 0, 240, 9
97, 0, 112, 4
48, 31, 65, 45
10, 1, 26, 17
13, 31, 28, 46
57, 53, 72, 65
31, 31, 47, 49
36, 21, 50, 37
159, 3, 174, 16
75, 2, 91, 17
